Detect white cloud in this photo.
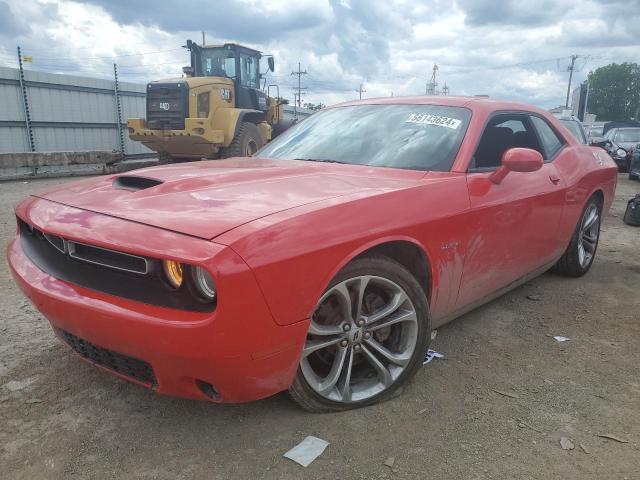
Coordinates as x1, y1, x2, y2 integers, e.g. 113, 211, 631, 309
0, 0, 638, 109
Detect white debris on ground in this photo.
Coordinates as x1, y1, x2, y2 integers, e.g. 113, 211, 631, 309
283, 436, 330, 467
424, 349, 444, 365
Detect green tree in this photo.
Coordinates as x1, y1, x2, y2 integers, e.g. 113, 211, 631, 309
303, 102, 326, 111
587, 62, 640, 121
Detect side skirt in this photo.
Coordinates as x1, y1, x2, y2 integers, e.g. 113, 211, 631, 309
432, 259, 558, 329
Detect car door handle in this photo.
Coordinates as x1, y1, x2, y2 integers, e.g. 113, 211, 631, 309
549, 174, 561, 185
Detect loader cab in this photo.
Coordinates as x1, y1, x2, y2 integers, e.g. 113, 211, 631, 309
186, 40, 272, 113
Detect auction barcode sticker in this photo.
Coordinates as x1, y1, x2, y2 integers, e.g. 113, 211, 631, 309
405, 113, 461, 129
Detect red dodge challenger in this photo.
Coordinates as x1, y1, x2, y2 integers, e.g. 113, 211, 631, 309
7, 97, 617, 412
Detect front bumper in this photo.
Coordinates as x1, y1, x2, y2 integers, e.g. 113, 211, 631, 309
629, 152, 640, 179
7, 199, 308, 403
612, 155, 630, 172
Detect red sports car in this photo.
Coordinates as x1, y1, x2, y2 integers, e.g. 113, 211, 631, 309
7, 97, 617, 412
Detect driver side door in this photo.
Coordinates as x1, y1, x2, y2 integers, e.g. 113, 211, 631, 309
456, 112, 566, 309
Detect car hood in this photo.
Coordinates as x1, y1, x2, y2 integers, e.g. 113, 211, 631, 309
35, 158, 424, 239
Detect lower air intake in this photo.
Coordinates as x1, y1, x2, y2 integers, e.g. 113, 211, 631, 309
57, 329, 156, 386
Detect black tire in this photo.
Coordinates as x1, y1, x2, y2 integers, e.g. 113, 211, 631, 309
220, 122, 263, 158
289, 255, 431, 413
554, 196, 602, 277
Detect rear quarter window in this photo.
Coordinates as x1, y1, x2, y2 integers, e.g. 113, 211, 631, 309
530, 116, 564, 160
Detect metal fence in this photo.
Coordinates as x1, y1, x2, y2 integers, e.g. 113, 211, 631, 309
0, 65, 152, 156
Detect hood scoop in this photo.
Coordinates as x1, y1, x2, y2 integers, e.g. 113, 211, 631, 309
113, 175, 164, 192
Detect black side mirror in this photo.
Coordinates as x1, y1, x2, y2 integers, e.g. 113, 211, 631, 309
268, 57, 275, 72
182, 65, 194, 76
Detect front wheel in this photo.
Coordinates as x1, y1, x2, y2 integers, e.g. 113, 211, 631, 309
220, 122, 263, 158
289, 256, 430, 412
554, 196, 602, 277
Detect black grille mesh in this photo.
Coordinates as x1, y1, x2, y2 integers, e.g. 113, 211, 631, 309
57, 329, 156, 386
146, 82, 188, 130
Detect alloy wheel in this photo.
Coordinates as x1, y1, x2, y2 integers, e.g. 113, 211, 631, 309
301, 275, 418, 403
578, 203, 600, 269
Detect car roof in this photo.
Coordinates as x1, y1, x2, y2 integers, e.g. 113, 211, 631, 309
331, 95, 552, 117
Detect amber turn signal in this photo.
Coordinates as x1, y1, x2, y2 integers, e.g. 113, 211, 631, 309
163, 260, 184, 288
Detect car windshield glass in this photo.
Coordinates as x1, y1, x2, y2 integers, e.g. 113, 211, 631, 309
258, 104, 471, 171
615, 129, 640, 143
200, 48, 236, 78
560, 119, 586, 144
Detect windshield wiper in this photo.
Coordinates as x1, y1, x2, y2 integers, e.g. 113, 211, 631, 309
293, 158, 348, 164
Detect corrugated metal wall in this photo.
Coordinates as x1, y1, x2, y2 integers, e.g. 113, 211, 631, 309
0, 66, 151, 155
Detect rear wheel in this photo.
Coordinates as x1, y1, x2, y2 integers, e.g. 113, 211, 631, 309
554, 196, 602, 277
289, 256, 430, 412
221, 122, 263, 158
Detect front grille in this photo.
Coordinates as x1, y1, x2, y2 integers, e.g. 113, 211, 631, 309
67, 240, 149, 275
57, 329, 156, 385
146, 82, 189, 130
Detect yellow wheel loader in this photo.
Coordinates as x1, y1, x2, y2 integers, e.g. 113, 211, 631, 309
127, 40, 295, 162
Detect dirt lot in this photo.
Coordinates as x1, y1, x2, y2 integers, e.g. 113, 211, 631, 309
1, 174, 638, 479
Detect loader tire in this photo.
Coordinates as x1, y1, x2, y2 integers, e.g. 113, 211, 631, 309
221, 122, 263, 158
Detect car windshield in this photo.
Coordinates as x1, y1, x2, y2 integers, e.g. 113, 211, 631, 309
615, 129, 640, 143
589, 126, 603, 137
560, 119, 586, 144
200, 48, 236, 78
258, 104, 471, 171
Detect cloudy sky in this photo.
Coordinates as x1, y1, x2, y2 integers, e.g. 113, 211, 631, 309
0, 0, 639, 109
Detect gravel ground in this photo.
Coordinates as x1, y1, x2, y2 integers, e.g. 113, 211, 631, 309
1, 174, 639, 479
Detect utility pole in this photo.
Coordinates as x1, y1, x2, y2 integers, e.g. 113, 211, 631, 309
17, 46, 36, 154
202, 31, 206, 46
442, 82, 450, 96
290, 62, 307, 113
356, 83, 366, 100
565, 54, 578, 108
426, 64, 438, 95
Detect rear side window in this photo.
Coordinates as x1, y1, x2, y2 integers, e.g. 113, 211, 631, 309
530, 116, 564, 160
560, 119, 587, 144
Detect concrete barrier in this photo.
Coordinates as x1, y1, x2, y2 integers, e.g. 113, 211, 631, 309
0, 151, 159, 181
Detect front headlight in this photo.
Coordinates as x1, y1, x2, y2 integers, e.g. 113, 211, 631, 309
163, 260, 184, 288
615, 148, 627, 158
191, 266, 216, 302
